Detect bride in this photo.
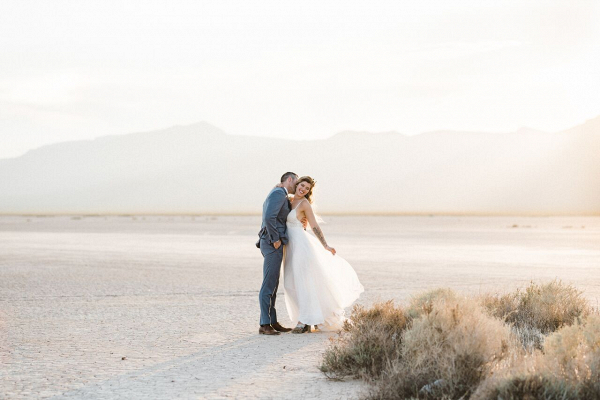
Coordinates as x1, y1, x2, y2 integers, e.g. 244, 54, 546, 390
282, 176, 364, 333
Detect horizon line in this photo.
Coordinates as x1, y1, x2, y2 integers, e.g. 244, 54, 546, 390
1, 213, 599, 218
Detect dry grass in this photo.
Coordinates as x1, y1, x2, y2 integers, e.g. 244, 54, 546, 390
405, 288, 458, 319
480, 280, 591, 350
321, 281, 598, 399
542, 313, 600, 396
473, 313, 600, 399
319, 301, 408, 380
368, 293, 511, 399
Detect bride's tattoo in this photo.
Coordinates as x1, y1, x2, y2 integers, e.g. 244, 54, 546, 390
312, 227, 328, 247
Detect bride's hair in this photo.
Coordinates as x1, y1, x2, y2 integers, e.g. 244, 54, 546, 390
295, 176, 316, 203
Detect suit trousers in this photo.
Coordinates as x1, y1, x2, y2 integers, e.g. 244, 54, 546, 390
259, 240, 284, 326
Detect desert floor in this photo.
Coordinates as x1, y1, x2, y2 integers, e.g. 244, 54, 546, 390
1, 215, 599, 399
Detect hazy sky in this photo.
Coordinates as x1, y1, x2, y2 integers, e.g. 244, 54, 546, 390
1, 0, 599, 159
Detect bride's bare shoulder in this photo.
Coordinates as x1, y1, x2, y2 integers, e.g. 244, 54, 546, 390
298, 198, 312, 210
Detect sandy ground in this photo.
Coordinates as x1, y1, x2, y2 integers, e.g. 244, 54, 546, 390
1, 215, 599, 399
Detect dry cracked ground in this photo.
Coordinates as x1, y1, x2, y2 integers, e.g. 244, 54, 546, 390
1, 215, 599, 399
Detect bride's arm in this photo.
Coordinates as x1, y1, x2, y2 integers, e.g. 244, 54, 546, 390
302, 202, 336, 255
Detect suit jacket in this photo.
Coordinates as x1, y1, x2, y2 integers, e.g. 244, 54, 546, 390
256, 187, 291, 252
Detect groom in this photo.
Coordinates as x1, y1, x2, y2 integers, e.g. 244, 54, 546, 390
256, 172, 299, 335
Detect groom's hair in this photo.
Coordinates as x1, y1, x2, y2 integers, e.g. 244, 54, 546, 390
280, 172, 298, 183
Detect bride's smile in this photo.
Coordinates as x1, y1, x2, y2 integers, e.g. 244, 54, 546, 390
295, 181, 311, 198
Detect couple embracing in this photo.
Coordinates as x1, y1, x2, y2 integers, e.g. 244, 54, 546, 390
256, 172, 364, 335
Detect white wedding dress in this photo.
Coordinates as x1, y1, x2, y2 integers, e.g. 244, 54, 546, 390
283, 202, 364, 331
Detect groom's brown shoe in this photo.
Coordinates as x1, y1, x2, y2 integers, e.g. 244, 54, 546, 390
259, 325, 280, 335
271, 322, 292, 333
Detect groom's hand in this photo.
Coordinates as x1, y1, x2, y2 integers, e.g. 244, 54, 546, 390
301, 217, 308, 230
273, 240, 282, 249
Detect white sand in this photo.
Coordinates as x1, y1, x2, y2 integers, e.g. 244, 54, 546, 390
0, 215, 599, 399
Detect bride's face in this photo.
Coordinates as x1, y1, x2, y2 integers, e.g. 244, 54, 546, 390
296, 181, 312, 198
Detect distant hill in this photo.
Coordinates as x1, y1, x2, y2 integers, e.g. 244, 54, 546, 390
1, 117, 599, 215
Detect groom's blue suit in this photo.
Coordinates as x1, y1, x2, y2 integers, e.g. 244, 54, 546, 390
257, 186, 291, 326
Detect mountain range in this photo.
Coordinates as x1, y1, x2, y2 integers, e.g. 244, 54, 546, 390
1, 116, 599, 215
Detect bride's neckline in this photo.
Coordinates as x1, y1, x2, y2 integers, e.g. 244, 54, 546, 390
291, 198, 306, 211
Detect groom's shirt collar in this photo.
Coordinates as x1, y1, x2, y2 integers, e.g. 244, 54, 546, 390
283, 187, 288, 194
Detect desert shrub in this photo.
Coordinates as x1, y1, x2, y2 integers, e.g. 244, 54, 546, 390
479, 291, 519, 322
542, 313, 600, 396
321, 283, 597, 399
481, 281, 591, 349
368, 293, 511, 399
472, 374, 576, 400
320, 301, 408, 380
406, 288, 457, 319
473, 313, 600, 400
515, 281, 590, 333
509, 325, 545, 351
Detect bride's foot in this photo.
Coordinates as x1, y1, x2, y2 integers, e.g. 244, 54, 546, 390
312, 325, 320, 332
291, 323, 310, 334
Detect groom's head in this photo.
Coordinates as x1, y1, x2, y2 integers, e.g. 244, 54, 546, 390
280, 172, 298, 193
